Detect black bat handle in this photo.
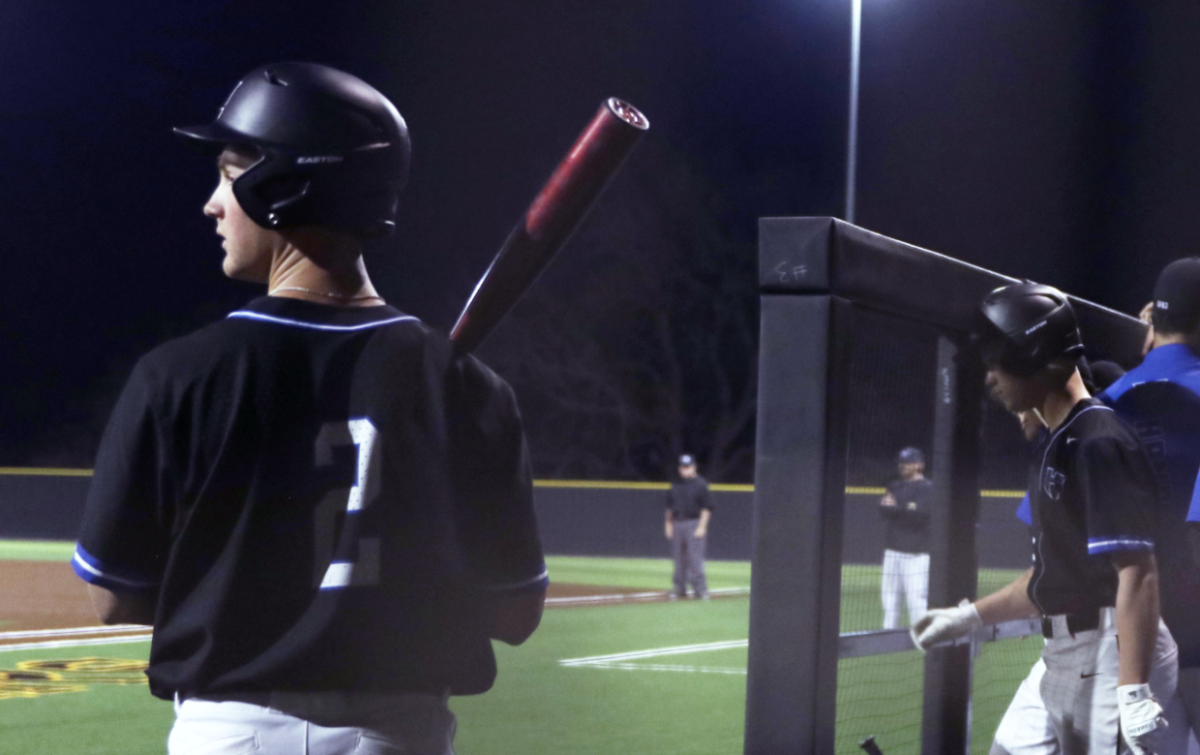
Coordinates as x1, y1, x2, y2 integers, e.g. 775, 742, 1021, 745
860, 736, 885, 755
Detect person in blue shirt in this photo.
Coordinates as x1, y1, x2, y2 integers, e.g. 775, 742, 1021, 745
1101, 257, 1200, 755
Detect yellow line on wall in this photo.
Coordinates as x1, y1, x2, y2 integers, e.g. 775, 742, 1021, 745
845, 486, 887, 495
0, 467, 94, 477
534, 479, 670, 491
0, 468, 1023, 499
538, 480, 1022, 498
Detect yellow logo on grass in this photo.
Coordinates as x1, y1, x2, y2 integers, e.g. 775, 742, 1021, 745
0, 658, 147, 699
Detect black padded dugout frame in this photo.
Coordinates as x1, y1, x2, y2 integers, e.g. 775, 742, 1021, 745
744, 217, 1145, 755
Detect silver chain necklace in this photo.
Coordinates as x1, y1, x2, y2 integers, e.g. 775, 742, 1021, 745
269, 286, 383, 302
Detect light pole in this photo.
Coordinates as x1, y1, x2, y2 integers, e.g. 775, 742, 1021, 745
845, 0, 862, 224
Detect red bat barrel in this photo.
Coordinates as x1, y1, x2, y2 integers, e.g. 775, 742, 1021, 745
450, 98, 650, 352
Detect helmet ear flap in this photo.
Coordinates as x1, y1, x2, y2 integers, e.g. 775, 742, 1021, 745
232, 155, 317, 228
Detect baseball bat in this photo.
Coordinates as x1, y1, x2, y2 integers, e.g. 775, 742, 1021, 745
450, 98, 650, 352
860, 736, 885, 755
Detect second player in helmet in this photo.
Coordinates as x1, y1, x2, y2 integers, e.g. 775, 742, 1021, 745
913, 282, 1178, 755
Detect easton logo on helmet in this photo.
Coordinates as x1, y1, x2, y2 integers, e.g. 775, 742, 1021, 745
297, 156, 344, 165
1025, 321, 1047, 335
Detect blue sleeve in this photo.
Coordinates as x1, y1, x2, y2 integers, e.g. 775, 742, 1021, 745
1016, 493, 1032, 526
1188, 473, 1200, 523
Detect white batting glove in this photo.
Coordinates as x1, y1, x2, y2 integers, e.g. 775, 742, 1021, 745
1118, 683, 1166, 755
909, 602, 982, 650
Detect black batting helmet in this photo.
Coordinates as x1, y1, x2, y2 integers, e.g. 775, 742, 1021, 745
175, 62, 410, 236
973, 282, 1084, 376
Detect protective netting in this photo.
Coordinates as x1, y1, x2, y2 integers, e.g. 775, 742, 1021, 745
834, 306, 1042, 755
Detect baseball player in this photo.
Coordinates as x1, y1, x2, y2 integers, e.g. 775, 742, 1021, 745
1102, 258, 1200, 755
71, 62, 548, 755
912, 282, 1177, 755
879, 447, 932, 629
665, 454, 713, 599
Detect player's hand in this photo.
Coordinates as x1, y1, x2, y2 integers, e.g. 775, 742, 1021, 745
881, 493, 897, 507
1118, 683, 1166, 755
909, 603, 982, 650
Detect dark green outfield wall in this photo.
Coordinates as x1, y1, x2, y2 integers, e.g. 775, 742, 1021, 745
0, 471, 1031, 568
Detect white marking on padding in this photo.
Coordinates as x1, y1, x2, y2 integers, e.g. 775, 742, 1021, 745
320, 562, 354, 589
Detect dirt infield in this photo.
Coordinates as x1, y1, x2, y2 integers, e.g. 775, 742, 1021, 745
0, 561, 96, 633
0, 561, 699, 642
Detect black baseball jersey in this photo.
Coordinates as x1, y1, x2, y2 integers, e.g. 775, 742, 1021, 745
665, 476, 714, 520
881, 477, 932, 554
1026, 398, 1158, 616
73, 296, 547, 700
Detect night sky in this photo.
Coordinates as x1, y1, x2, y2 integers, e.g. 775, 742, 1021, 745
2, 1, 1199, 470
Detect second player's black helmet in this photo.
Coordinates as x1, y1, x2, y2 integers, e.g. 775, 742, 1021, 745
175, 62, 410, 236
973, 282, 1084, 377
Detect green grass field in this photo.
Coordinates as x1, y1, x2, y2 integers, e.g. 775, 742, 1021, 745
0, 551, 1038, 755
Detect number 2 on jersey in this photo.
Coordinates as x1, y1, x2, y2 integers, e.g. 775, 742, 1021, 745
313, 418, 381, 590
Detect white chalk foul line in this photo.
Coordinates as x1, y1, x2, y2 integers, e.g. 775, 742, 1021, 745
0, 624, 148, 641
0, 624, 153, 653
561, 639, 748, 675
581, 662, 746, 675
0, 634, 153, 652
546, 586, 748, 607
561, 639, 747, 665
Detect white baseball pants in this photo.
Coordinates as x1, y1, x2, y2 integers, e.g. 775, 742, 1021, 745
880, 549, 929, 629
169, 691, 456, 755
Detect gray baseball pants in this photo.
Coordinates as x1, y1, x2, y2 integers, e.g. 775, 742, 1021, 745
989, 610, 1178, 755
671, 518, 708, 598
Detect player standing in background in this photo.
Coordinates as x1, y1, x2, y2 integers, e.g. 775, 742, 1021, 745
71, 62, 547, 755
879, 447, 932, 629
665, 454, 713, 599
1102, 258, 1200, 755
913, 282, 1177, 755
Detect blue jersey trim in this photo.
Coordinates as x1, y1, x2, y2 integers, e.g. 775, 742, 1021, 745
1087, 538, 1154, 555
72, 544, 160, 593
1102, 344, 1200, 403
1016, 493, 1032, 525
227, 311, 419, 332
1190, 475, 1200, 523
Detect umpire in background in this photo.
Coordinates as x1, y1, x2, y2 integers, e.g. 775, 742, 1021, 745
879, 447, 932, 629
1102, 258, 1200, 755
913, 282, 1177, 755
72, 63, 547, 755
665, 454, 713, 599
